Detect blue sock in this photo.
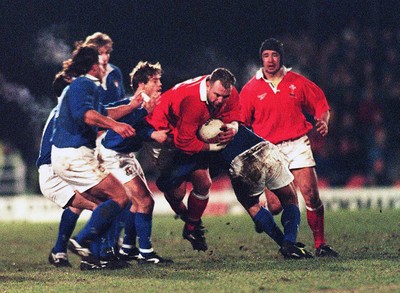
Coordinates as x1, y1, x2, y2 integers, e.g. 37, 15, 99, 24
136, 213, 153, 255
122, 210, 137, 249
76, 200, 121, 244
114, 202, 132, 247
281, 204, 300, 243
100, 230, 114, 259
53, 208, 79, 253
253, 207, 284, 246
89, 237, 101, 258
106, 218, 118, 252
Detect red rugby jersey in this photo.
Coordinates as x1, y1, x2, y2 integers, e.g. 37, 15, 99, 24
240, 68, 330, 144
146, 75, 241, 154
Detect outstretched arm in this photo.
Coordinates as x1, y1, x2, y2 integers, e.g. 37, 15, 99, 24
106, 91, 144, 120
84, 110, 136, 138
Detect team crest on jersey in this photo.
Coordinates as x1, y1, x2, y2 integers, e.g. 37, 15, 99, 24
114, 80, 120, 88
257, 93, 267, 100
289, 84, 296, 96
125, 166, 133, 176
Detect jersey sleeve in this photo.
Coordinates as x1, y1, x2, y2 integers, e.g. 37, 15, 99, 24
68, 79, 97, 122
145, 89, 172, 131
301, 78, 330, 118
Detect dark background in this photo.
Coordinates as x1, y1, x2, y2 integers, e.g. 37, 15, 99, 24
1, 0, 399, 191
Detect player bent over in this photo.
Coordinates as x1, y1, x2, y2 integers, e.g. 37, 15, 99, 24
211, 124, 313, 259
145, 68, 241, 252
98, 61, 172, 264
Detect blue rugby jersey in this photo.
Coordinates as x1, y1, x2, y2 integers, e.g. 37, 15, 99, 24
52, 75, 107, 149
101, 64, 126, 105
219, 125, 265, 168
101, 99, 154, 153
36, 107, 57, 167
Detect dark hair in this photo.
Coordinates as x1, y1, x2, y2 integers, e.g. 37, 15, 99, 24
66, 46, 99, 77
259, 38, 284, 66
52, 46, 98, 97
209, 68, 236, 89
129, 61, 162, 91
52, 73, 72, 97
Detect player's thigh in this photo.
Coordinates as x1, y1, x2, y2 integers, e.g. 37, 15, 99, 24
125, 177, 154, 211
89, 173, 129, 206
99, 146, 146, 185
52, 146, 108, 194
164, 181, 187, 202
264, 189, 283, 215
69, 192, 98, 211
156, 152, 199, 192
230, 176, 261, 211
271, 182, 299, 207
39, 164, 76, 208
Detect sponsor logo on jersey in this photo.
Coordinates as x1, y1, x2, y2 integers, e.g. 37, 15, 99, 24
257, 93, 267, 100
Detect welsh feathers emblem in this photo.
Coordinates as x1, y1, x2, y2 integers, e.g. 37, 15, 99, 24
289, 84, 296, 97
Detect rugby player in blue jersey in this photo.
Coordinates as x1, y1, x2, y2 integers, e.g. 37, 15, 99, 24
209, 124, 313, 259
50, 46, 144, 269
82, 32, 125, 104
46, 33, 130, 269
98, 61, 172, 264
38, 93, 101, 268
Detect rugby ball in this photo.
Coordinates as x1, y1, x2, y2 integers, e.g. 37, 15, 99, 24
198, 118, 224, 143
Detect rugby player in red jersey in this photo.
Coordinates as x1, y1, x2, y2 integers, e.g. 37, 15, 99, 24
240, 38, 338, 257
146, 68, 240, 251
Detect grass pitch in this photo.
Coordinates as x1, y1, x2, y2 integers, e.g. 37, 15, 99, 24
0, 209, 399, 292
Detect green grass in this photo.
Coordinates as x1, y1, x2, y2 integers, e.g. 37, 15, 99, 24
0, 209, 399, 292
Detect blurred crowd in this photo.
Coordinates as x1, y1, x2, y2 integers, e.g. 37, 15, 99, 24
280, 23, 400, 187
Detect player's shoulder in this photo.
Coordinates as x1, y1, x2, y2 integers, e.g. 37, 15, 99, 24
231, 85, 240, 96
69, 76, 99, 94
173, 75, 206, 91
240, 75, 260, 94
109, 63, 122, 73
285, 70, 311, 83
286, 71, 323, 92
107, 63, 123, 79
72, 75, 96, 85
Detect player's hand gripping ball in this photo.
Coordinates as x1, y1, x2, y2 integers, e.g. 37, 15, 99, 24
198, 118, 224, 143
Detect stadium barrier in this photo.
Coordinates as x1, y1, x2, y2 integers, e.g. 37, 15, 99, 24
1, 183, 400, 222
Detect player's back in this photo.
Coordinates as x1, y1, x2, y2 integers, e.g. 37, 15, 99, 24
146, 75, 207, 130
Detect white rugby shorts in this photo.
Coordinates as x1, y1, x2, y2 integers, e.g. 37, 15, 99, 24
229, 141, 294, 196
98, 145, 145, 184
51, 146, 109, 193
38, 164, 75, 208
276, 135, 316, 169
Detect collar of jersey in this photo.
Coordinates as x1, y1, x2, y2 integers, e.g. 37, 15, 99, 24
256, 66, 291, 82
199, 76, 208, 104
83, 74, 103, 87
101, 64, 114, 90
